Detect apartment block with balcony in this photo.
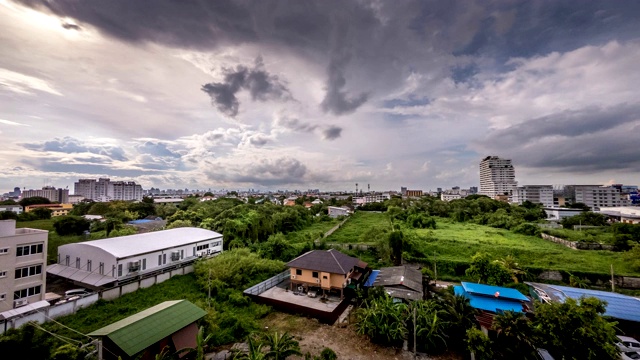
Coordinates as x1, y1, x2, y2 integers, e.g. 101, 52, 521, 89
0, 220, 48, 312
564, 185, 624, 210
479, 156, 518, 199
22, 186, 69, 204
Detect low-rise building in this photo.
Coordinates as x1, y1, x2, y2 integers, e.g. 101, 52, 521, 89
22, 186, 69, 204
598, 206, 640, 224
327, 206, 350, 218
286, 249, 368, 299
512, 185, 554, 207
352, 193, 390, 206
441, 193, 462, 202
564, 185, 624, 209
0, 220, 48, 312
370, 265, 423, 302
0, 205, 23, 215
47, 227, 223, 288
25, 203, 73, 217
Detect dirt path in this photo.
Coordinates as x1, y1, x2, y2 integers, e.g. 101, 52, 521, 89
261, 312, 461, 360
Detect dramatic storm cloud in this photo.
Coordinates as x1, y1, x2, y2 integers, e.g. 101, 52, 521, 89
1, 0, 640, 191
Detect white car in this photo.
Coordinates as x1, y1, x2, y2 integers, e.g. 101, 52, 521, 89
621, 351, 640, 360
64, 288, 92, 298
617, 336, 640, 352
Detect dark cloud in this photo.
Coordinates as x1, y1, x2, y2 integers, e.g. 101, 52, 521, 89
320, 55, 369, 116
274, 115, 317, 133
248, 134, 269, 147
22, 137, 128, 161
61, 22, 81, 30
201, 57, 291, 117
207, 156, 307, 186
322, 126, 342, 140
475, 103, 640, 171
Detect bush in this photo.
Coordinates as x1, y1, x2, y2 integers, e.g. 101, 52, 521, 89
512, 223, 540, 236
53, 216, 90, 236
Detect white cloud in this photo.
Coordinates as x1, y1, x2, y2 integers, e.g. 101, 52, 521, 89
0, 68, 63, 96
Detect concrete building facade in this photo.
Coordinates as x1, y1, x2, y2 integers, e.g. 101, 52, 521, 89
0, 205, 23, 215
513, 185, 554, 207
479, 156, 518, 199
0, 220, 48, 312
74, 178, 144, 202
564, 185, 624, 209
22, 186, 69, 204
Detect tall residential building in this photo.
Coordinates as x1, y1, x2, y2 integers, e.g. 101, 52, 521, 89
21, 186, 69, 204
479, 156, 518, 199
74, 178, 143, 202
564, 185, 624, 209
512, 185, 554, 207
0, 219, 48, 311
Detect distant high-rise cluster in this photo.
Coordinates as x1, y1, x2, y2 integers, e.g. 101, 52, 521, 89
22, 186, 69, 203
74, 178, 143, 202
479, 156, 518, 198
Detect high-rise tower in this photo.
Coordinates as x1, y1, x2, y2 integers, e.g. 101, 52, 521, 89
479, 156, 518, 199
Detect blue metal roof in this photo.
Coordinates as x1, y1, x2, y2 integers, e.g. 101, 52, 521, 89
455, 286, 525, 313
461, 282, 529, 301
545, 284, 640, 323
364, 270, 379, 287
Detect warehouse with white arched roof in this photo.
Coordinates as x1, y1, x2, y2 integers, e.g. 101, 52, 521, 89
47, 227, 223, 288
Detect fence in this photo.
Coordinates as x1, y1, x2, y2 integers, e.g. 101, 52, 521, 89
0, 264, 196, 334
540, 233, 616, 251
244, 270, 290, 296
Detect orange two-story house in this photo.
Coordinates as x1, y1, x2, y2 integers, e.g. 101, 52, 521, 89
286, 249, 368, 299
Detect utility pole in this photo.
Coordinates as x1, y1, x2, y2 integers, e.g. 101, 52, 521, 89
433, 251, 437, 285
413, 305, 417, 359
208, 269, 212, 308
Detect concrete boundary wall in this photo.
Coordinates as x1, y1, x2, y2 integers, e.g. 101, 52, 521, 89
540, 233, 616, 251
0, 264, 196, 334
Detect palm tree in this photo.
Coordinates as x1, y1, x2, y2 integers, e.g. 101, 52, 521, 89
492, 311, 537, 359
261, 332, 302, 360
495, 255, 526, 283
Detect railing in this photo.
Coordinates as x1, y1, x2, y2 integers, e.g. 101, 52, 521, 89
243, 270, 290, 296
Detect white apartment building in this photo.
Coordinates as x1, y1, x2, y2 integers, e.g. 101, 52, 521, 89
22, 186, 69, 204
565, 185, 624, 210
0, 220, 48, 311
512, 185, 554, 207
479, 156, 518, 199
74, 178, 143, 202
47, 227, 222, 288
352, 193, 391, 206
441, 193, 462, 202
0, 205, 23, 215
328, 206, 350, 218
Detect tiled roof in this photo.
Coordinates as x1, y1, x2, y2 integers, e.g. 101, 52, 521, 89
286, 249, 364, 274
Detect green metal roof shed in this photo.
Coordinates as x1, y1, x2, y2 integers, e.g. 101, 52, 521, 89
89, 300, 206, 358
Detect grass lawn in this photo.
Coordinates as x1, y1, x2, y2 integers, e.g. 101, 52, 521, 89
326, 212, 639, 277
285, 218, 340, 244
324, 212, 392, 243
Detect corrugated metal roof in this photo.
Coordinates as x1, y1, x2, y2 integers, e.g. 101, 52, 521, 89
88, 300, 206, 356
61, 227, 222, 259
527, 282, 640, 323
455, 286, 525, 313
286, 249, 363, 274
47, 263, 117, 287
373, 266, 423, 294
364, 270, 379, 287
461, 282, 529, 302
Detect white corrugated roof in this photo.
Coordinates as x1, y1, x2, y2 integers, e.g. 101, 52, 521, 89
70, 227, 222, 258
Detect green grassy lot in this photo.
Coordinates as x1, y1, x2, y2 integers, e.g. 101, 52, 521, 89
542, 227, 614, 244
285, 217, 339, 244
324, 212, 392, 243
326, 213, 639, 277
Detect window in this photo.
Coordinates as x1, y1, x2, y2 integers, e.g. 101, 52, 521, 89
0, 248, 8, 255
212, 241, 222, 247
87, 260, 92, 272
65, 255, 70, 266
323, 275, 328, 279
76, 257, 81, 269
99, 262, 104, 275
163, 254, 166, 265
181, 250, 184, 259
197, 244, 209, 251
14, 265, 42, 279
312, 271, 319, 278
296, 269, 302, 276
193, 247, 196, 256
14, 285, 41, 299
0, 271, 6, 278
142, 258, 146, 270
0, 293, 5, 301
158, 254, 162, 266
117, 264, 123, 277
16, 244, 43, 257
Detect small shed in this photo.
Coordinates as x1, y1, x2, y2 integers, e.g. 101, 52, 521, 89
373, 266, 423, 302
455, 282, 531, 331
88, 300, 206, 360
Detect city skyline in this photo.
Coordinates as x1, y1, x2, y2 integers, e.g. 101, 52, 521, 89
1, 1, 640, 191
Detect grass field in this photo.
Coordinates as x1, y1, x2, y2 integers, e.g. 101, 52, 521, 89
285, 217, 340, 244
542, 227, 614, 244
323, 212, 392, 243
326, 212, 639, 277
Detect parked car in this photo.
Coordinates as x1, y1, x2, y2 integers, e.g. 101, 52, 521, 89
621, 351, 640, 360
64, 288, 92, 298
617, 336, 640, 352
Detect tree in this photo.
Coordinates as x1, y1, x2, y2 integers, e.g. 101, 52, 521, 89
560, 212, 608, 229
465, 252, 512, 286
533, 297, 619, 360
355, 293, 407, 346
166, 219, 193, 229
409, 300, 448, 353
233, 335, 266, 360
492, 311, 537, 359
19, 196, 51, 207
30, 208, 52, 220
261, 332, 301, 360
388, 231, 404, 266
53, 216, 90, 236
466, 328, 494, 360
0, 211, 18, 220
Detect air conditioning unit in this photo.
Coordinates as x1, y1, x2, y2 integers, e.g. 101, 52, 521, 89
170, 251, 180, 261
128, 261, 140, 272
291, 275, 296, 279
14, 299, 28, 308
316, 279, 321, 283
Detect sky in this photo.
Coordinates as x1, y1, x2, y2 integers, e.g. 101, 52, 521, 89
1, 0, 639, 193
